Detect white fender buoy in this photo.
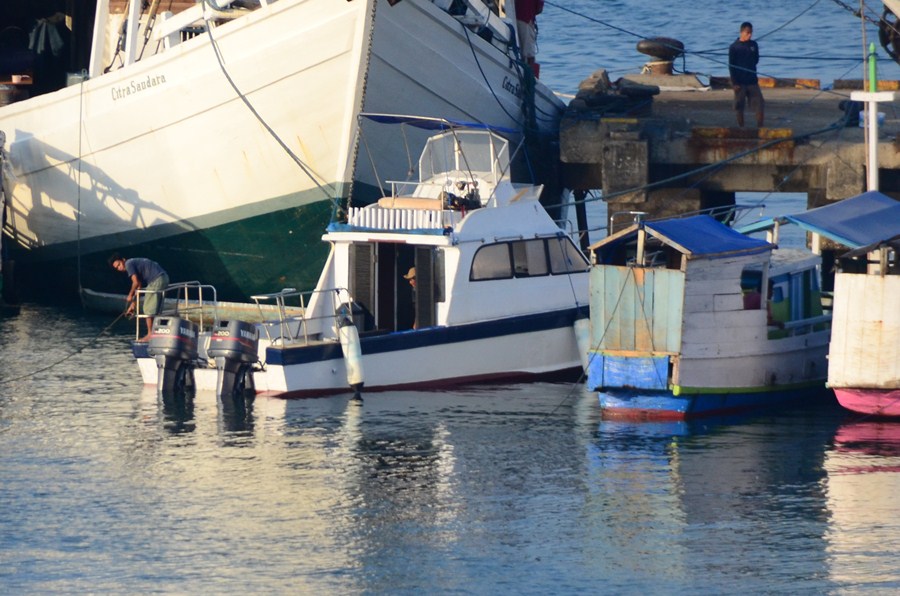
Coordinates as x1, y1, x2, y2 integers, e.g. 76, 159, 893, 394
339, 317, 365, 399
574, 317, 591, 373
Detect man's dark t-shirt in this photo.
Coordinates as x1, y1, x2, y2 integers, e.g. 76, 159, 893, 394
729, 39, 759, 85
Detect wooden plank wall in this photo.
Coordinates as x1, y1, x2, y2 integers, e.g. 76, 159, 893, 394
680, 255, 766, 360
589, 265, 684, 354
829, 273, 900, 388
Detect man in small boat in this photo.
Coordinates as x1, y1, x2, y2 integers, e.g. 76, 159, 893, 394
108, 253, 169, 341
728, 21, 764, 128
404, 267, 417, 330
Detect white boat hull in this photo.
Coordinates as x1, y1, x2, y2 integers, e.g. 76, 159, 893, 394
829, 272, 900, 416
137, 311, 584, 396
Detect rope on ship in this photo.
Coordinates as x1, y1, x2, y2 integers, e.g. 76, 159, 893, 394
0, 311, 128, 386
199, 0, 338, 204
523, 265, 637, 427
76, 72, 86, 302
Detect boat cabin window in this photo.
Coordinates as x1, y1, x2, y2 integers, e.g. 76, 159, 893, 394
548, 237, 591, 274
471, 243, 513, 280
766, 267, 825, 338
741, 268, 764, 310
512, 239, 549, 277
470, 237, 589, 281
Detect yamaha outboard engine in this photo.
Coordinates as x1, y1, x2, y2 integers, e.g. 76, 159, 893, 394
147, 317, 199, 396
207, 319, 259, 400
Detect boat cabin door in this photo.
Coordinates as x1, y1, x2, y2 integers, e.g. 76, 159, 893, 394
348, 243, 441, 332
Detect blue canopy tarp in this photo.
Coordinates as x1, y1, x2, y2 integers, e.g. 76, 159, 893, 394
591, 214, 773, 262
646, 215, 773, 257
737, 191, 900, 249
784, 190, 900, 248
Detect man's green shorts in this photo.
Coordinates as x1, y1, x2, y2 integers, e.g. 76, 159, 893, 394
142, 274, 169, 316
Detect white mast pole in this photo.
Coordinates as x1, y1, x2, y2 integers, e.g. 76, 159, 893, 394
850, 43, 896, 192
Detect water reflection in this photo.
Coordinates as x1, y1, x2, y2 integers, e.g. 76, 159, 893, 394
833, 420, 900, 459
825, 418, 900, 587
218, 391, 255, 436
587, 405, 842, 591
7, 313, 900, 595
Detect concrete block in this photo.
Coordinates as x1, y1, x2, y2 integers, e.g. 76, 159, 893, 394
577, 68, 611, 95
602, 139, 648, 203
826, 157, 864, 200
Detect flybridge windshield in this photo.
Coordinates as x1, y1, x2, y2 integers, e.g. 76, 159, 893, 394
419, 131, 509, 183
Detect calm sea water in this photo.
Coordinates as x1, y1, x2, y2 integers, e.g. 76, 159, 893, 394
3, 307, 900, 593
3, 2, 900, 593
539, 0, 887, 95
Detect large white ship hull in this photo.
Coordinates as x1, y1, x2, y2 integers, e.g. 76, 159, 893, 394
0, 0, 563, 300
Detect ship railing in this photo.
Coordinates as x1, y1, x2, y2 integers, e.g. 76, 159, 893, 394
250, 287, 358, 347
347, 205, 453, 230
768, 313, 832, 340
148, 1, 272, 49
135, 281, 218, 340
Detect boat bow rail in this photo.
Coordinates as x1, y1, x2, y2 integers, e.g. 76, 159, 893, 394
135, 281, 218, 340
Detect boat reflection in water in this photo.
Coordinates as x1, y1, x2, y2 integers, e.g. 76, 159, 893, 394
131, 375, 900, 592
824, 418, 900, 586
585, 404, 846, 590
132, 384, 594, 591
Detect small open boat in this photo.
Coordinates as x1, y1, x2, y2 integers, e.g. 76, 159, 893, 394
131, 115, 590, 398
585, 214, 832, 420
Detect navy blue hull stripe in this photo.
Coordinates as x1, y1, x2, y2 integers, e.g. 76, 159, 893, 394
268, 307, 585, 366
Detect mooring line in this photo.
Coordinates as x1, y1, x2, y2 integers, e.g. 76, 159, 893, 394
0, 311, 128, 386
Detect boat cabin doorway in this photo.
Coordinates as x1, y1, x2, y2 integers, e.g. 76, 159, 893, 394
348, 242, 443, 333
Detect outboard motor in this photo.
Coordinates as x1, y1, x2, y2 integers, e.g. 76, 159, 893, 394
147, 317, 199, 396
207, 319, 259, 400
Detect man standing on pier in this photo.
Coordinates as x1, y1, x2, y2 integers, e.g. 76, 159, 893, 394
729, 21, 765, 128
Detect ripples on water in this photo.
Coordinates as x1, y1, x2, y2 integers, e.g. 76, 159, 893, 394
3, 307, 900, 593
3, 2, 900, 593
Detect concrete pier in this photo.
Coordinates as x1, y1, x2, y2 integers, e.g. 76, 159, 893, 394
560, 76, 900, 234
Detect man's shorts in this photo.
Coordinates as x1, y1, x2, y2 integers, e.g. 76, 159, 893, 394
733, 83, 764, 111
142, 274, 169, 316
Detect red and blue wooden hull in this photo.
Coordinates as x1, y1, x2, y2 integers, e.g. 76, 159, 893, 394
598, 385, 831, 421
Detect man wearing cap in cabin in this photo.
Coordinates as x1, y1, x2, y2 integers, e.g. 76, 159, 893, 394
108, 253, 169, 341
729, 21, 764, 128
404, 266, 418, 329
